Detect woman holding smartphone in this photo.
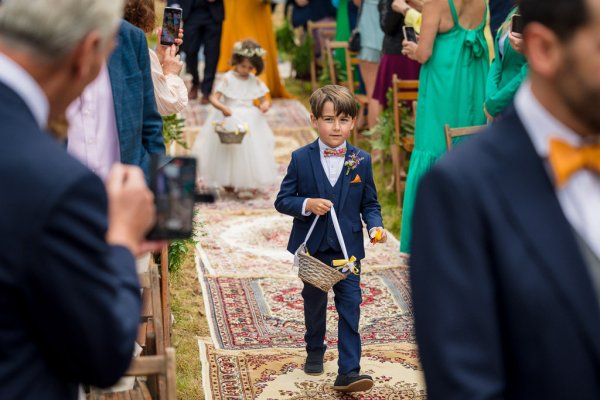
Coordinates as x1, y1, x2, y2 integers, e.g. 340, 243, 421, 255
372, 0, 421, 108
124, 0, 188, 116
399, 0, 490, 253
484, 2, 528, 120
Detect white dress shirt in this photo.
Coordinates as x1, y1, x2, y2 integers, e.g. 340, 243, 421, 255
0, 53, 48, 129
302, 139, 347, 215
66, 63, 120, 181
515, 82, 600, 259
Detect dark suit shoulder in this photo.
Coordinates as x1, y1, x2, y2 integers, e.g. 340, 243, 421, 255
432, 112, 525, 188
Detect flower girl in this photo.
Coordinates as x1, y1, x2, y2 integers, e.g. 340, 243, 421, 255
192, 39, 278, 199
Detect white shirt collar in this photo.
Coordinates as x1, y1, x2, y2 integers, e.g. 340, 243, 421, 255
0, 52, 49, 129
318, 138, 347, 153
514, 81, 584, 159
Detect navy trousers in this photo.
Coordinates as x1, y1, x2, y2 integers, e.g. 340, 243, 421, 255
302, 251, 362, 375
182, 12, 222, 96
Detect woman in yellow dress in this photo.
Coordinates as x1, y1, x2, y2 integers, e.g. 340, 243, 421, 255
217, 0, 291, 98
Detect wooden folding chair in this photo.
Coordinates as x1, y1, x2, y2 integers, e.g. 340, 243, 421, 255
124, 347, 177, 400
307, 20, 337, 91
444, 124, 486, 150
391, 74, 419, 206
324, 40, 369, 144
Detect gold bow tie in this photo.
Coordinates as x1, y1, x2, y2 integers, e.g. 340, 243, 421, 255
549, 138, 600, 187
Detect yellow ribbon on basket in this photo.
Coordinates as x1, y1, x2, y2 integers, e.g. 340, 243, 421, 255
333, 256, 359, 275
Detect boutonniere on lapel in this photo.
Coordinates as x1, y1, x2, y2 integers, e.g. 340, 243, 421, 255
344, 151, 364, 175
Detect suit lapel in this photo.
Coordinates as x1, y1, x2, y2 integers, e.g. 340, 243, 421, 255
309, 140, 325, 198
338, 143, 355, 211
489, 111, 600, 360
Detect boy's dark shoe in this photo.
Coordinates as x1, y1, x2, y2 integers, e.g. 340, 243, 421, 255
332, 371, 374, 392
304, 350, 325, 375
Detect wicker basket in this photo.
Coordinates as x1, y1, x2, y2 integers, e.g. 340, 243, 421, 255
297, 244, 347, 292
295, 208, 353, 292
213, 118, 248, 144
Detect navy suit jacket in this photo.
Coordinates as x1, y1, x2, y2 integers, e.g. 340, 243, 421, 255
0, 82, 141, 399
167, 0, 224, 22
275, 140, 383, 260
108, 21, 165, 179
290, 0, 337, 28
411, 108, 600, 399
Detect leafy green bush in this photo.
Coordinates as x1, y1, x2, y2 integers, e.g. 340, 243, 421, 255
275, 18, 296, 59
292, 34, 312, 80
367, 88, 415, 150
168, 210, 204, 274
162, 114, 189, 149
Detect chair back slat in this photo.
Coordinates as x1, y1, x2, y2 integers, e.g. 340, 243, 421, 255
444, 124, 486, 150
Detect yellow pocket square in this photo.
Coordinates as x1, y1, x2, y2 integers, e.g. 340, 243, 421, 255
350, 174, 362, 184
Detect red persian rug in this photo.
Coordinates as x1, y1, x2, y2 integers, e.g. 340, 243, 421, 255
199, 266, 415, 350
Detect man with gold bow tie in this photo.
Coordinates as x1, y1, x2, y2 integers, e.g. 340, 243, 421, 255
410, 0, 600, 398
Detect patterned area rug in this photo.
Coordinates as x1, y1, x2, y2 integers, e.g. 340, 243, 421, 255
192, 98, 423, 398
182, 97, 312, 134
199, 266, 415, 350
199, 341, 425, 400
196, 211, 408, 277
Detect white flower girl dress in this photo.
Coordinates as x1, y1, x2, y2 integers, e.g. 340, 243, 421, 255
192, 70, 278, 191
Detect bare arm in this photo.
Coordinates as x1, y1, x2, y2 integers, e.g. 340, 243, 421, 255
258, 95, 270, 113
209, 92, 232, 117
402, 0, 441, 64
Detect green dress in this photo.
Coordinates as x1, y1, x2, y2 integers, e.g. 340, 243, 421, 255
400, 0, 490, 253
484, 6, 528, 118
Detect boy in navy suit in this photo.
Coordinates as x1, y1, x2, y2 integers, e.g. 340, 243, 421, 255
275, 85, 387, 393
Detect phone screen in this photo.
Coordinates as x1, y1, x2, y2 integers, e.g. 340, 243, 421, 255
511, 14, 524, 34
403, 26, 418, 43
160, 7, 182, 46
147, 155, 197, 240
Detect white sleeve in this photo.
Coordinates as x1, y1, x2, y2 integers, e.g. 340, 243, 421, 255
302, 198, 312, 216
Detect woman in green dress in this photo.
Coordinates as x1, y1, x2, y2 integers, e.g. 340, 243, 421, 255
399, 0, 490, 253
484, 4, 528, 119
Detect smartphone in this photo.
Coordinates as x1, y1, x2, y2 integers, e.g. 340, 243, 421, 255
147, 155, 197, 240
511, 14, 524, 34
403, 26, 418, 43
160, 7, 182, 46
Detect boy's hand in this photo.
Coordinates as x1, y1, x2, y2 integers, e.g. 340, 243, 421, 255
306, 198, 333, 216
369, 227, 388, 244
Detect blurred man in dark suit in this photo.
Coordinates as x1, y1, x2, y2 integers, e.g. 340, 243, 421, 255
168, 0, 224, 103
411, 0, 600, 398
0, 0, 161, 398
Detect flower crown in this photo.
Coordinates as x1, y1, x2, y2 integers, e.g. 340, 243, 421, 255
233, 41, 266, 58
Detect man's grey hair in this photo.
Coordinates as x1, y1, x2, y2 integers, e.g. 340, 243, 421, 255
0, 0, 124, 61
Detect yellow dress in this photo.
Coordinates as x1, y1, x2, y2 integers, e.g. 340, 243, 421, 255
217, 0, 291, 98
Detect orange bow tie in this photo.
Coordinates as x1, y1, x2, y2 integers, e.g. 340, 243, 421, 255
548, 138, 600, 187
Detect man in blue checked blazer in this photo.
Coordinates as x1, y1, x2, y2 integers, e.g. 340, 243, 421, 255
67, 20, 164, 181
275, 85, 386, 393
109, 20, 165, 177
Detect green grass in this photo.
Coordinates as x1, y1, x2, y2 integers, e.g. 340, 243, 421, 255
169, 243, 208, 400
283, 78, 313, 110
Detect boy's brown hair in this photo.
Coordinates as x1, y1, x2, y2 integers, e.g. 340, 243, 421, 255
309, 85, 359, 118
